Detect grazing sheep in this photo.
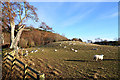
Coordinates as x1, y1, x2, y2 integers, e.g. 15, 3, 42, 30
92, 48, 98, 50
23, 53, 28, 56
71, 48, 74, 51
31, 50, 34, 53
42, 49, 44, 51
73, 43, 76, 45
34, 50, 38, 52
74, 50, 78, 52
54, 49, 57, 52
94, 54, 104, 61
64, 46, 66, 48
79, 42, 82, 44
69, 43, 72, 45
59, 44, 61, 46
26, 50, 28, 53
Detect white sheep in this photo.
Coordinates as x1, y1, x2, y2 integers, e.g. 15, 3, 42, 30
74, 50, 78, 52
42, 49, 44, 51
92, 48, 98, 50
25, 50, 28, 53
64, 46, 66, 48
71, 48, 74, 51
31, 50, 34, 53
69, 43, 72, 45
73, 43, 76, 45
94, 54, 104, 61
59, 44, 61, 46
34, 50, 38, 52
23, 53, 28, 56
54, 49, 57, 52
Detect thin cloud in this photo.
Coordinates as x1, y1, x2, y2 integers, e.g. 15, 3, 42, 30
100, 12, 118, 19
60, 9, 94, 28
106, 12, 118, 18
111, 12, 118, 17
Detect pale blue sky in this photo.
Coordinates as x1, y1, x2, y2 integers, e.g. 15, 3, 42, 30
26, 2, 118, 42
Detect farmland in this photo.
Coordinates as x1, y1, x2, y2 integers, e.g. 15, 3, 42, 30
18, 41, 119, 79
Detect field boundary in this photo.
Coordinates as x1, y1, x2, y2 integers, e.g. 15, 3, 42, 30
3, 52, 45, 80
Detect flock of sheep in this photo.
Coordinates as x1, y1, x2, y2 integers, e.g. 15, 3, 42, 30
56, 41, 104, 61
21, 41, 104, 61
22, 48, 44, 56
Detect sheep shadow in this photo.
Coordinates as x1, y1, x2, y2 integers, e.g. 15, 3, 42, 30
64, 60, 94, 62
64, 59, 120, 62
103, 59, 120, 61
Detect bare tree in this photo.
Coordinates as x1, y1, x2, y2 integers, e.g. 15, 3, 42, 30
95, 38, 102, 42
2, 1, 38, 49
39, 22, 53, 32
87, 40, 92, 43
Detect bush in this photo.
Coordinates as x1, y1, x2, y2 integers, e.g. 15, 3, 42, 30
28, 40, 35, 47
19, 38, 28, 48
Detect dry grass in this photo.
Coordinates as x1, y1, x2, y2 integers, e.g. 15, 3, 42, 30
21, 41, 119, 79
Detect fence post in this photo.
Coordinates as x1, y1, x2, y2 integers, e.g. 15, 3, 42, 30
10, 56, 15, 78
37, 74, 39, 80
23, 64, 28, 80
39, 74, 45, 80
11, 57, 16, 71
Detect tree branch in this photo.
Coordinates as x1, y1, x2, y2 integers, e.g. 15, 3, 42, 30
18, 3, 28, 26
19, 4, 22, 21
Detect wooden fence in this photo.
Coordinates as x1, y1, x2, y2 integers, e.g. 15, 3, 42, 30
3, 52, 45, 80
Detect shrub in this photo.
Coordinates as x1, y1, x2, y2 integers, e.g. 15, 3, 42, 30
28, 40, 35, 47
19, 38, 28, 48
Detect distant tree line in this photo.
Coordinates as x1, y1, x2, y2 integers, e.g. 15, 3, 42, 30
93, 38, 120, 46
64, 38, 83, 42
94, 41, 119, 46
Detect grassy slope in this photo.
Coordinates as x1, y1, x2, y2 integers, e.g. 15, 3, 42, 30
20, 41, 119, 79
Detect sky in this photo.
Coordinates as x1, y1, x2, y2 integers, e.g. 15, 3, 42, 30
25, 2, 118, 42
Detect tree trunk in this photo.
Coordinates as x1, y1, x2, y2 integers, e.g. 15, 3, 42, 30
10, 23, 25, 50
12, 25, 25, 49
10, 21, 15, 49
1, 34, 4, 44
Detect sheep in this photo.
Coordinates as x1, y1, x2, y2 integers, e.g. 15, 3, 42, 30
69, 43, 72, 45
42, 49, 44, 51
73, 43, 76, 45
59, 44, 61, 46
34, 50, 38, 52
31, 50, 34, 53
54, 49, 57, 52
94, 54, 104, 61
25, 50, 28, 53
71, 48, 74, 51
23, 53, 28, 56
64, 46, 66, 48
92, 48, 98, 50
74, 50, 78, 52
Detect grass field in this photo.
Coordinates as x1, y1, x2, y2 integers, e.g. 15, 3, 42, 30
15, 41, 119, 79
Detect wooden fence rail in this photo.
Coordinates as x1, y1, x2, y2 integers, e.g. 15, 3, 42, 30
3, 52, 45, 80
